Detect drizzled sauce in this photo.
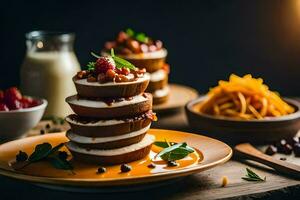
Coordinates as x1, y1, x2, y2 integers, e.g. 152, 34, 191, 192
0, 134, 203, 179
68, 110, 156, 124
77, 95, 137, 106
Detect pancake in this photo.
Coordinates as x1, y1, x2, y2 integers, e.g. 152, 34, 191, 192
153, 87, 170, 105
66, 124, 150, 149
65, 110, 155, 137
66, 134, 155, 165
73, 73, 150, 98
66, 93, 152, 119
146, 69, 168, 92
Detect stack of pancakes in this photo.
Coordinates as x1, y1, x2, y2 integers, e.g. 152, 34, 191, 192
121, 49, 170, 105
65, 73, 155, 165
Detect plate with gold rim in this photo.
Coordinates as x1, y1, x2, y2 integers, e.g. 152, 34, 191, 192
0, 129, 232, 192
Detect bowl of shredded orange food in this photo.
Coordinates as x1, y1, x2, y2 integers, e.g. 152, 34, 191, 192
185, 74, 300, 144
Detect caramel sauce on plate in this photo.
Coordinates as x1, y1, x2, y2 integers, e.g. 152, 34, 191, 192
0, 134, 203, 179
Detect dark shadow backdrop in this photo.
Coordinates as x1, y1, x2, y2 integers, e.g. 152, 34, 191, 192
1, 0, 300, 95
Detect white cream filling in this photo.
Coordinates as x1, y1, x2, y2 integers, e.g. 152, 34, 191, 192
75, 73, 150, 86
67, 94, 148, 108
66, 116, 124, 126
102, 49, 167, 59
66, 124, 151, 144
150, 69, 166, 82
66, 134, 155, 156
153, 86, 170, 98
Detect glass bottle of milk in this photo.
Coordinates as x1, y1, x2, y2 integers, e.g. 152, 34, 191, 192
21, 31, 81, 117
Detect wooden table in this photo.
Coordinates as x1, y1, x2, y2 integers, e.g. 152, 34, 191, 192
1, 109, 300, 200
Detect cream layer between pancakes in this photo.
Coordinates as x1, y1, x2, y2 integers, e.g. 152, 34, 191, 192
74, 73, 150, 86
66, 134, 155, 156
150, 69, 167, 82
66, 116, 124, 126
67, 94, 148, 108
153, 86, 170, 98
66, 124, 150, 144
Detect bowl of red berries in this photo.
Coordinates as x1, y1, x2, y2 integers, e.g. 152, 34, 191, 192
0, 87, 47, 141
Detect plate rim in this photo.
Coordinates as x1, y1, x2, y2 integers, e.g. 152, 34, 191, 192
0, 129, 232, 187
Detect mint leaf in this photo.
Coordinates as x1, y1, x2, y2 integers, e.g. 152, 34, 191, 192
48, 143, 65, 156
154, 141, 177, 148
87, 62, 95, 70
48, 156, 73, 170
91, 52, 100, 58
154, 141, 171, 148
110, 48, 115, 57
110, 48, 136, 70
28, 143, 52, 162
156, 142, 194, 161
126, 28, 135, 37
161, 151, 189, 161
15, 142, 73, 172
135, 32, 149, 43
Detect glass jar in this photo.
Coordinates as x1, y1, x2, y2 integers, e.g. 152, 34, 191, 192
20, 31, 81, 117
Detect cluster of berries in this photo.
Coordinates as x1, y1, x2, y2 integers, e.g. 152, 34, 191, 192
0, 87, 40, 111
77, 56, 145, 83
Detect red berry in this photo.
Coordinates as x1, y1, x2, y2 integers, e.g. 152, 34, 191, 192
0, 103, 9, 111
0, 90, 4, 103
4, 87, 23, 110
7, 99, 21, 110
5, 87, 22, 100
95, 56, 115, 74
117, 31, 128, 43
29, 99, 40, 107
0, 90, 3, 98
20, 97, 32, 108
4, 87, 22, 105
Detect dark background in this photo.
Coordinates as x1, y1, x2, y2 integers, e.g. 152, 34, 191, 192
1, 0, 300, 95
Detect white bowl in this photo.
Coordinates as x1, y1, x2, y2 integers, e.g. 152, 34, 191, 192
0, 98, 47, 142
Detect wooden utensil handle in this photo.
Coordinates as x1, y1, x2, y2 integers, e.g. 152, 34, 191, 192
235, 143, 300, 179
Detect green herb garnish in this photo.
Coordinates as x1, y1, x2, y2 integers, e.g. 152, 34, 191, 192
135, 32, 149, 43
89, 49, 136, 70
242, 168, 266, 182
154, 140, 176, 148
125, 28, 135, 37
125, 28, 149, 43
154, 140, 195, 161
91, 52, 100, 58
28, 142, 53, 162
14, 143, 73, 171
86, 62, 96, 70
110, 48, 136, 70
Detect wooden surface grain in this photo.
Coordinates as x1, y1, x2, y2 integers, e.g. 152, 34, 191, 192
1, 108, 300, 200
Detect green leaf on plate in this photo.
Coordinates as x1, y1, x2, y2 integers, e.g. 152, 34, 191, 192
48, 156, 73, 170
28, 143, 52, 162
48, 143, 65, 156
156, 142, 195, 161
